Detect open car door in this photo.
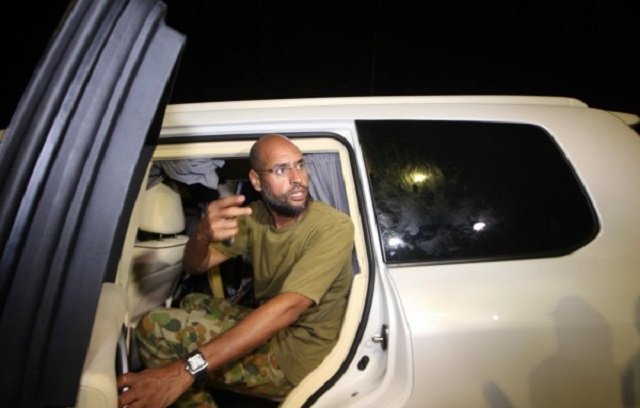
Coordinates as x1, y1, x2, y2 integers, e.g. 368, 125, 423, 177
0, 0, 184, 405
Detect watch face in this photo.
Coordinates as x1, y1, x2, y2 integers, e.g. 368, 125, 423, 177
188, 352, 207, 372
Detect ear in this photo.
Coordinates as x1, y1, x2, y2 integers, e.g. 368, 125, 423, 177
249, 169, 262, 192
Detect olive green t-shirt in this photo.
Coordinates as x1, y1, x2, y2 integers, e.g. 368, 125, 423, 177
213, 199, 354, 384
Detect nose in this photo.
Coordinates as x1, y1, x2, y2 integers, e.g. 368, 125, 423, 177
288, 165, 304, 183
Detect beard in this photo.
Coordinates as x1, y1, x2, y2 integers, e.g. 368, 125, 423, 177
261, 182, 311, 218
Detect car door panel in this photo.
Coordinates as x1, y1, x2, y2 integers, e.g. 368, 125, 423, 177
76, 282, 128, 408
0, 0, 184, 405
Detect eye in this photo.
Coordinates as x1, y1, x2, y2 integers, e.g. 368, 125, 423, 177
295, 161, 306, 171
273, 166, 287, 176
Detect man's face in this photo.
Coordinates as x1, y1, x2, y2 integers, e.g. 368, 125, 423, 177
254, 139, 310, 218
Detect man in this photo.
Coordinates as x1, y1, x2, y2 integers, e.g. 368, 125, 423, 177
117, 134, 354, 407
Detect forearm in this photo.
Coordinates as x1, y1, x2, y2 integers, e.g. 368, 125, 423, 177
198, 292, 312, 371
183, 232, 216, 274
183, 195, 250, 274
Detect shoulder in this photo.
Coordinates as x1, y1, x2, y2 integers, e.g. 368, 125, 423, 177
307, 201, 353, 233
310, 200, 350, 219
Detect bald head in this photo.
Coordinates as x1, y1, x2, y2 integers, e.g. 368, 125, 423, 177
249, 133, 299, 170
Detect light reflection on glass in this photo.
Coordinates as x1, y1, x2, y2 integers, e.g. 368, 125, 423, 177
400, 164, 445, 192
388, 236, 404, 247
473, 221, 487, 231
410, 171, 429, 184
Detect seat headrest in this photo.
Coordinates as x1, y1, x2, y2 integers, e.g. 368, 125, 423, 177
138, 182, 185, 234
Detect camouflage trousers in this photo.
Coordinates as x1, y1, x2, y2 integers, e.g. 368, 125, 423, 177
136, 293, 293, 408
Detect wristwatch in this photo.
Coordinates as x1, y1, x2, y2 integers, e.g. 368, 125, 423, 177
185, 349, 209, 389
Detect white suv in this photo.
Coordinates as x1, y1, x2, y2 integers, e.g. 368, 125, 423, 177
118, 96, 638, 408
1, 1, 639, 407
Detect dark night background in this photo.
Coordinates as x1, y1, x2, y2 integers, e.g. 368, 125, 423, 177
1, 1, 638, 130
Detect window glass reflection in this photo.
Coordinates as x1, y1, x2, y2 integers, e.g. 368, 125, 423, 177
357, 120, 598, 264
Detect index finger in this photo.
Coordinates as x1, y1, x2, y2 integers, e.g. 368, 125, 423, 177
213, 195, 252, 217
216, 194, 246, 207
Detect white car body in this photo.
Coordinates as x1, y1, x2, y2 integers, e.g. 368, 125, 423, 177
89, 95, 640, 407
2, 1, 638, 405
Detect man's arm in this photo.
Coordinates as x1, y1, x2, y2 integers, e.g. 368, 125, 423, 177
200, 291, 312, 367
182, 231, 229, 274
117, 292, 312, 408
183, 194, 252, 274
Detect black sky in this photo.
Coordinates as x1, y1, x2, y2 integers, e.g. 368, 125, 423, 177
1, 1, 638, 129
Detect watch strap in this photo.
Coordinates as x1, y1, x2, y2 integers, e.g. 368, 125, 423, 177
185, 349, 208, 389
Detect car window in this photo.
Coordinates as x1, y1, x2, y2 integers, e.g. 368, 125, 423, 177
357, 120, 598, 264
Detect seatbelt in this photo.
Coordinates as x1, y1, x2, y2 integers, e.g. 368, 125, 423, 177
208, 265, 225, 299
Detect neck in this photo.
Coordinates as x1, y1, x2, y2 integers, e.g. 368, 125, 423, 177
269, 202, 311, 229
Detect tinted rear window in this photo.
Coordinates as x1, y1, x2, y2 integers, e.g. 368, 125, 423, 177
357, 120, 598, 264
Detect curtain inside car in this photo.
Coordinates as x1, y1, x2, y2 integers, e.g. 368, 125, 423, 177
306, 153, 349, 215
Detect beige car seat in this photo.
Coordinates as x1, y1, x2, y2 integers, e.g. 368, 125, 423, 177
76, 183, 190, 407
129, 181, 189, 321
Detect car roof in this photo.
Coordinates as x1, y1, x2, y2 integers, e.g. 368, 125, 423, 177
161, 95, 640, 132
165, 94, 588, 113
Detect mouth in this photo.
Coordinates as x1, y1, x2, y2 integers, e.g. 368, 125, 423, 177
288, 187, 307, 202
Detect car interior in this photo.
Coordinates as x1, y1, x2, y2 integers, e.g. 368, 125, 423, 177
76, 137, 370, 407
